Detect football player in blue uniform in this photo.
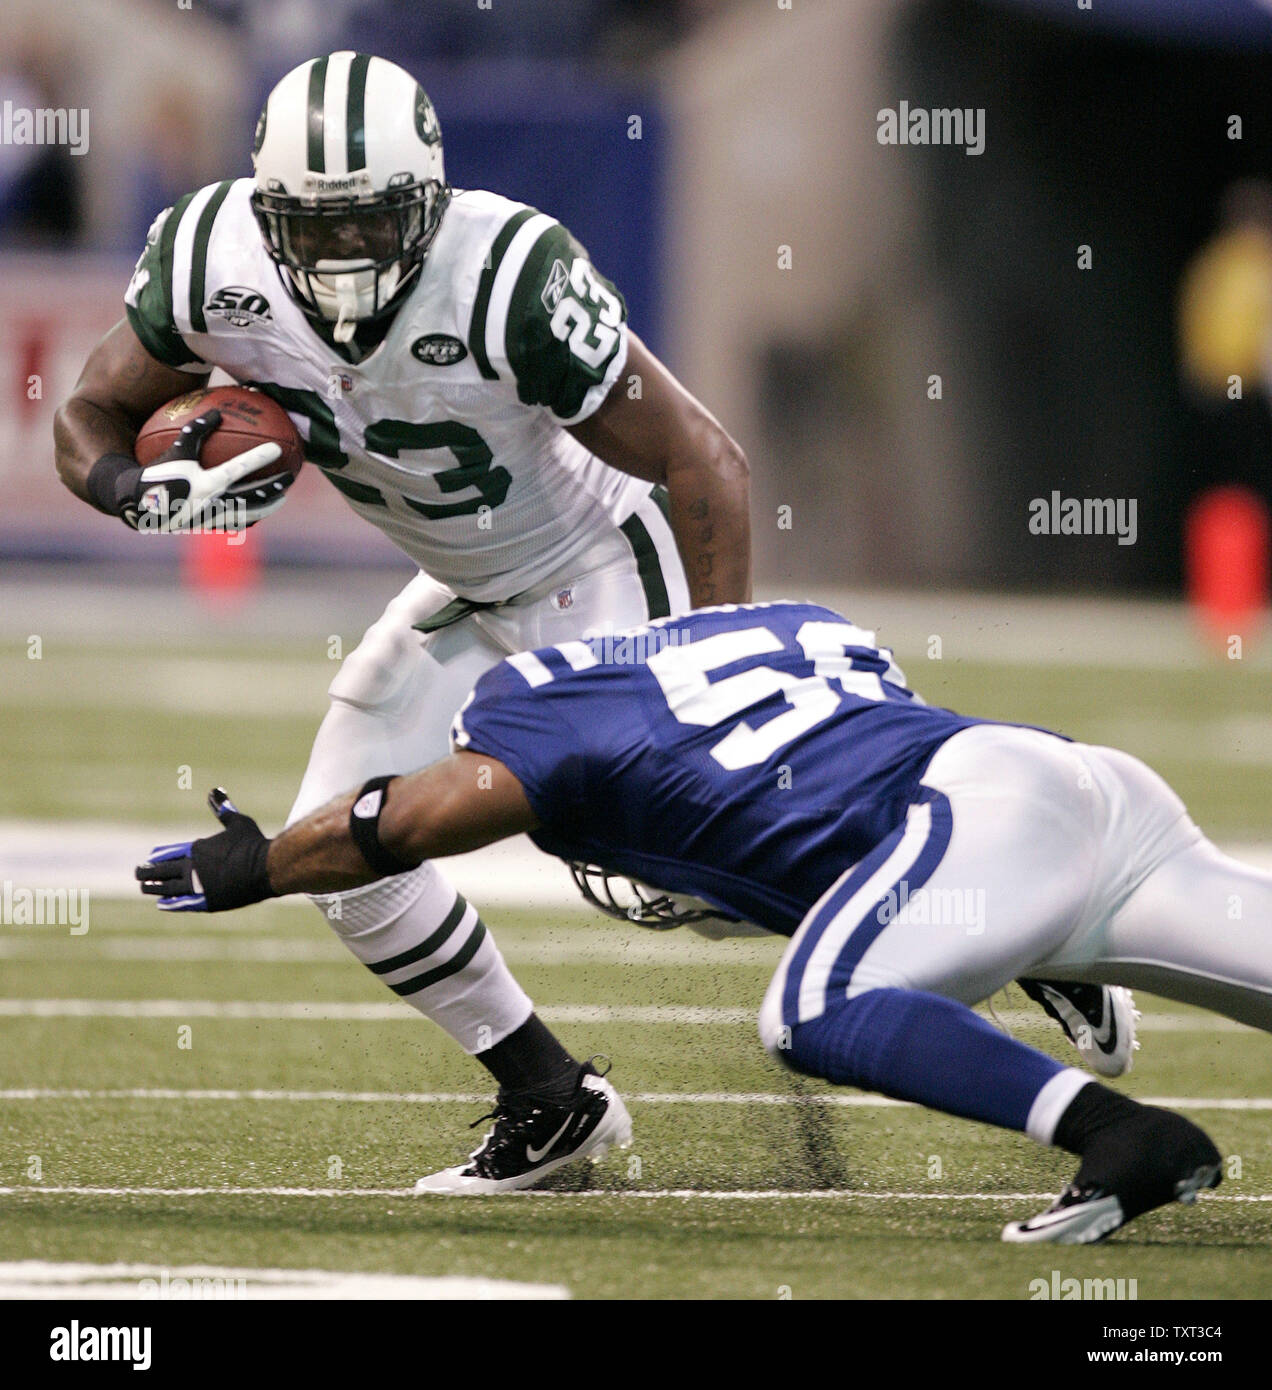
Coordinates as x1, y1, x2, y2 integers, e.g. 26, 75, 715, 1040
137, 601, 1260, 1241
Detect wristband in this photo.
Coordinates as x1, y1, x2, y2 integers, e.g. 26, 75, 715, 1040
86, 451, 142, 517
349, 775, 417, 877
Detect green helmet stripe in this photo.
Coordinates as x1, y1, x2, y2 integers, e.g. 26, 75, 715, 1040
188, 181, 233, 334
468, 207, 537, 380
346, 52, 370, 172
306, 55, 329, 173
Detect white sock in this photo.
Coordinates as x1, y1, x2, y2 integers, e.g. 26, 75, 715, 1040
1026, 1068, 1092, 1146
312, 861, 533, 1053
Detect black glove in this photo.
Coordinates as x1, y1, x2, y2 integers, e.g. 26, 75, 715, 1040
136, 787, 277, 912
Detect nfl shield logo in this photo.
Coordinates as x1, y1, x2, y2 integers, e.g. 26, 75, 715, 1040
551, 586, 575, 612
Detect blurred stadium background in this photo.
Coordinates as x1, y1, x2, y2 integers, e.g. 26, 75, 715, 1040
7, 0, 1272, 589
5, 0, 1272, 1302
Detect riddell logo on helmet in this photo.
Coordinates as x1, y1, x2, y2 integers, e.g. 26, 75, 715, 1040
302, 172, 371, 193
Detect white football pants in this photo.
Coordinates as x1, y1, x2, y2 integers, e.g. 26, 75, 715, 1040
762, 723, 1272, 1052
289, 519, 688, 1054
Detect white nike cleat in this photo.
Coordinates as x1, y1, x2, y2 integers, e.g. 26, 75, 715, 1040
414, 1063, 632, 1196
1018, 980, 1140, 1077
1002, 1189, 1127, 1245
1003, 1106, 1222, 1244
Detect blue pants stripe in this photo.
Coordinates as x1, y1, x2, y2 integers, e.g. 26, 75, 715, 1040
781, 787, 954, 1029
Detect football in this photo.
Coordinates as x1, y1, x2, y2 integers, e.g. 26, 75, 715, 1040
135, 385, 305, 493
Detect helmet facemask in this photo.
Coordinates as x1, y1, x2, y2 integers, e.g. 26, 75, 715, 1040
252, 178, 448, 342
567, 861, 731, 929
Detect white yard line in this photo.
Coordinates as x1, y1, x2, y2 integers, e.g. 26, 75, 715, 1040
1, 1087, 1268, 1111
0, 998, 1254, 1032
6, 820, 1272, 907
0, 823, 595, 908
0, 999, 756, 1023
0, 1261, 567, 1300
0, 933, 779, 965
0, 1185, 1265, 1203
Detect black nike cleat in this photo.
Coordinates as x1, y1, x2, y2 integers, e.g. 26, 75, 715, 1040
1003, 1106, 1222, 1244
1018, 978, 1139, 1077
413, 1059, 632, 1195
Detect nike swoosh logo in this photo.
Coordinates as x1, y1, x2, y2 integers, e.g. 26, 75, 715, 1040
1089, 1005, 1117, 1052
525, 1115, 575, 1165
1041, 983, 1118, 1052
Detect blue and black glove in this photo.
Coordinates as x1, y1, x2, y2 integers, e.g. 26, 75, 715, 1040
136, 788, 276, 912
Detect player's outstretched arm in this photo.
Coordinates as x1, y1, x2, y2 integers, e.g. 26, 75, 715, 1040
136, 752, 538, 911
53, 317, 210, 506
567, 333, 751, 607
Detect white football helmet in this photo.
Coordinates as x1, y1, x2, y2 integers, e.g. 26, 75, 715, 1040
251, 51, 449, 342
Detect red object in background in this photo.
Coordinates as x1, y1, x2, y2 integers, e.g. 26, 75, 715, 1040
18, 322, 46, 423
183, 527, 262, 604
1184, 484, 1270, 644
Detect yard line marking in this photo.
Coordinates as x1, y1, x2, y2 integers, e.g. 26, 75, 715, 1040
0, 999, 755, 1023
0, 935, 779, 966
0, 996, 1255, 1032
0, 1185, 1266, 1203
1, 1088, 1268, 1111
0, 1261, 566, 1301
7, 814, 1272, 912
0, 822, 591, 909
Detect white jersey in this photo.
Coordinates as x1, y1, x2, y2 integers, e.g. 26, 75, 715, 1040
125, 178, 661, 602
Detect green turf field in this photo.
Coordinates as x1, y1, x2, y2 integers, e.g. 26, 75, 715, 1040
2, 621, 1272, 1299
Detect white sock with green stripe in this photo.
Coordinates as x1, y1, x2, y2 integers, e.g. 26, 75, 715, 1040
311, 863, 532, 1052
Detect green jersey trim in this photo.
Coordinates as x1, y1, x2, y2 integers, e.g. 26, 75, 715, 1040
468, 206, 538, 380
124, 192, 203, 369
619, 505, 671, 620
503, 220, 628, 422
187, 181, 234, 334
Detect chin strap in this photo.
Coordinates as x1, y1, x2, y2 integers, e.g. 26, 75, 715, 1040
333, 302, 357, 343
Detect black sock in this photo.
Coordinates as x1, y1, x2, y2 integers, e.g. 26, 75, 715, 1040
475, 1014, 580, 1102
1053, 1082, 1222, 1217
1052, 1081, 1143, 1156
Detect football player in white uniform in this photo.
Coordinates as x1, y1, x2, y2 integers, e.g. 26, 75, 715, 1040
56, 51, 1120, 1190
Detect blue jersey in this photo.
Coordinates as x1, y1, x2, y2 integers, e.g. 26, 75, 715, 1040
451, 602, 991, 935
